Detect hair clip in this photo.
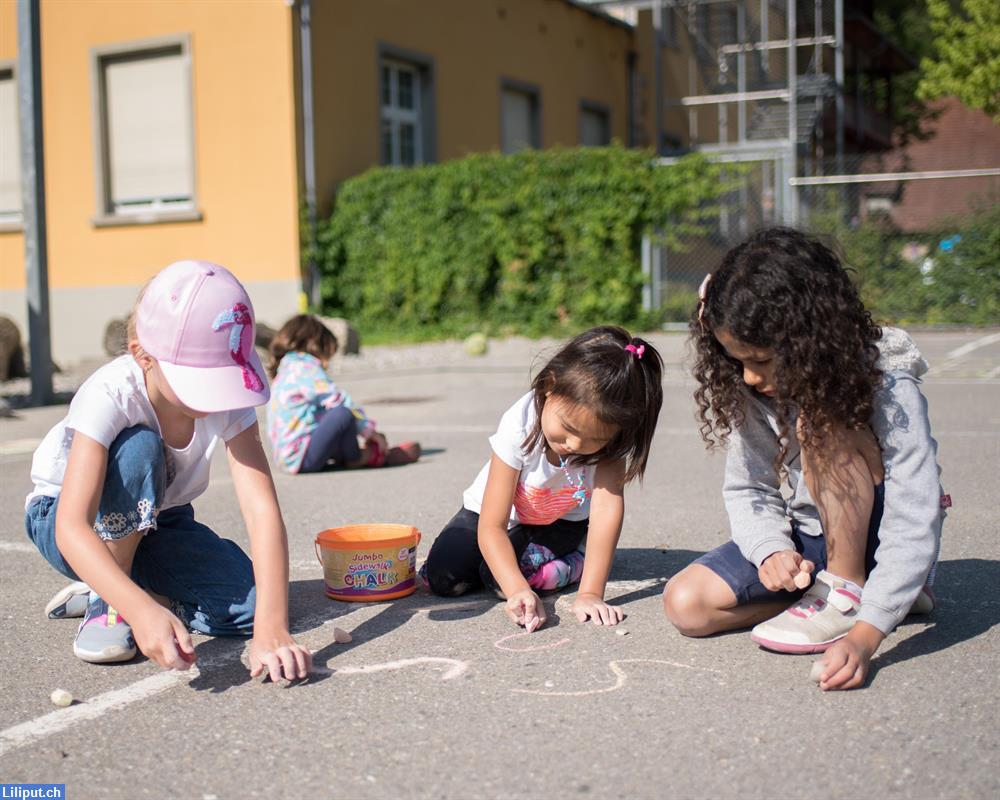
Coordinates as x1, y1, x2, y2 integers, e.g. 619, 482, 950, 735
697, 273, 712, 333
624, 343, 645, 359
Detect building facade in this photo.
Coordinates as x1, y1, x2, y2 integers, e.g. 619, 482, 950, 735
3, 0, 952, 366
0, 0, 302, 364
0, 0, 634, 365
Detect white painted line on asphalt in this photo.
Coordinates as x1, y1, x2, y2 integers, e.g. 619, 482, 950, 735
0, 438, 41, 456
0, 670, 185, 758
0, 603, 361, 758
0, 541, 35, 553
927, 332, 1000, 376
922, 379, 1000, 385
943, 332, 1000, 362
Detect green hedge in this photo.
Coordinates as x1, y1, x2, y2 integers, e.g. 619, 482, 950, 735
813, 196, 1000, 326
315, 146, 722, 338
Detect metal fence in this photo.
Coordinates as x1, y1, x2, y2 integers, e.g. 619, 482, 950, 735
646, 155, 1000, 322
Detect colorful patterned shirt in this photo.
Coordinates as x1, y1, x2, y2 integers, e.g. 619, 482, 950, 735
462, 391, 595, 527
267, 352, 374, 473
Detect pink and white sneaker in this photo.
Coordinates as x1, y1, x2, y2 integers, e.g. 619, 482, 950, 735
750, 570, 861, 654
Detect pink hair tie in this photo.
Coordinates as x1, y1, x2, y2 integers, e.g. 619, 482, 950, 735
624, 343, 645, 359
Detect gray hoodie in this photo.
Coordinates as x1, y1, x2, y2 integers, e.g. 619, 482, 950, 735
723, 327, 944, 634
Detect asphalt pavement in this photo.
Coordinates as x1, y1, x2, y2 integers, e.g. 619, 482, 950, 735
1, 329, 997, 800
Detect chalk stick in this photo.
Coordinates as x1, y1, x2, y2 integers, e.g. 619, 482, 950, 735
809, 660, 826, 683
50, 689, 74, 707
525, 616, 540, 634
333, 627, 353, 644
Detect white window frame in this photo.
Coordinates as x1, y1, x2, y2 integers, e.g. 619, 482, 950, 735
0, 62, 22, 230
381, 59, 423, 167
90, 35, 202, 227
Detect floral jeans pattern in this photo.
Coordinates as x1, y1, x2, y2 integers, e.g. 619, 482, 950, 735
25, 425, 257, 636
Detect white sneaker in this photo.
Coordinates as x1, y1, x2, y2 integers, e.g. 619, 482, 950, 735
45, 581, 92, 619
750, 570, 861, 654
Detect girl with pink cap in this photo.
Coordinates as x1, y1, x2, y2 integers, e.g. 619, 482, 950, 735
24, 260, 312, 680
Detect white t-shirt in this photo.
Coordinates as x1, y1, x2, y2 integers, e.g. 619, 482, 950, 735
25, 355, 257, 511
463, 391, 596, 528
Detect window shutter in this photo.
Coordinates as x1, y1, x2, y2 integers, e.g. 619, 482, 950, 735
105, 49, 192, 208
502, 89, 534, 153
0, 73, 20, 216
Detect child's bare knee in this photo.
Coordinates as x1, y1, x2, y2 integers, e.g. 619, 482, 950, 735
662, 576, 713, 637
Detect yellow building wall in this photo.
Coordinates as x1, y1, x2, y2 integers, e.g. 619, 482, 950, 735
0, 0, 301, 361
309, 0, 634, 209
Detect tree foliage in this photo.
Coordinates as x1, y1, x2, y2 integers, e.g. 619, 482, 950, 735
917, 0, 1000, 120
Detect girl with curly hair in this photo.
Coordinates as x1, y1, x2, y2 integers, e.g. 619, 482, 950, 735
663, 227, 946, 691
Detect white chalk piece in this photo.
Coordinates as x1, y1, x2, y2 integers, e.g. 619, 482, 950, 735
809, 661, 826, 683
615, 628, 629, 636
525, 616, 541, 634
793, 571, 812, 590
333, 627, 353, 644
50, 689, 74, 707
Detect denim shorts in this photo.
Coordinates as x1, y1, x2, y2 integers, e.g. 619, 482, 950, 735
694, 483, 884, 606
24, 425, 256, 636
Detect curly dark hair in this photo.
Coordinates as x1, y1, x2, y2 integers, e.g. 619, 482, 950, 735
521, 326, 664, 484
691, 227, 882, 467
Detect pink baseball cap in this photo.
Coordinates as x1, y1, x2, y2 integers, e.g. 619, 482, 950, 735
135, 260, 270, 413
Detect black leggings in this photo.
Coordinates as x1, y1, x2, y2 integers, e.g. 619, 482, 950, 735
299, 405, 362, 473
423, 507, 589, 597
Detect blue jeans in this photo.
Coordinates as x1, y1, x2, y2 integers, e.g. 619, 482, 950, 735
300, 404, 362, 472
24, 425, 256, 636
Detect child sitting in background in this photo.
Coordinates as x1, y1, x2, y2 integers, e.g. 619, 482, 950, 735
267, 315, 420, 473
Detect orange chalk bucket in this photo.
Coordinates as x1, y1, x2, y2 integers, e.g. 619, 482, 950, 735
314, 524, 421, 601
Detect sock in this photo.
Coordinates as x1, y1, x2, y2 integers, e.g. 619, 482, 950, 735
829, 573, 864, 600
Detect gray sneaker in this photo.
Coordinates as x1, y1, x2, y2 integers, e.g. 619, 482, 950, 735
45, 581, 91, 619
73, 594, 136, 663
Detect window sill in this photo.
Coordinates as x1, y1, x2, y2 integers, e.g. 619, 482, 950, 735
91, 209, 203, 228
0, 220, 24, 233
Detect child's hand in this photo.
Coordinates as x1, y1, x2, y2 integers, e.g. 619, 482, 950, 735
814, 622, 884, 691
505, 588, 546, 632
571, 593, 624, 626
758, 550, 815, 592
248, 629, 313, 681
131, 604, 197, 671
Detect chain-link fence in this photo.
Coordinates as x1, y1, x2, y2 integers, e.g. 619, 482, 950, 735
650, 154, 1000, 325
